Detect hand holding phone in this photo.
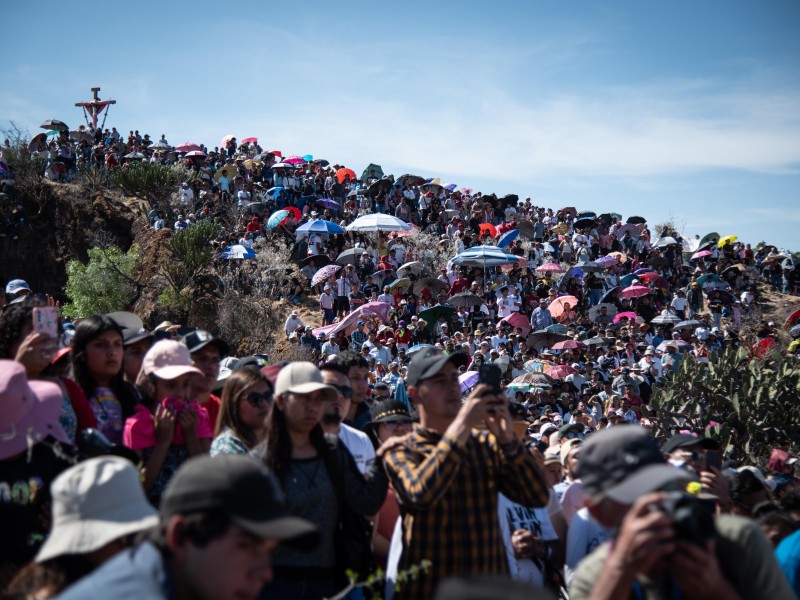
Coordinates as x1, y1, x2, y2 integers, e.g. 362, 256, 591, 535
32, 306, 59, 339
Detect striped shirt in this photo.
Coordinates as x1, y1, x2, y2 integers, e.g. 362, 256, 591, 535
336, 277, 352, 297
383, 425, 550, 599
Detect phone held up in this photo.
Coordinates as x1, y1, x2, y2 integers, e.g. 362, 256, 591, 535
32, 306, 59, 339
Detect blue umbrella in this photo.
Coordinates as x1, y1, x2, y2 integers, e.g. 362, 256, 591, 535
220, 244, 256, 259
452, 245, 521, 267
619, 273, 638, 288
497, 229, 520, 249
296, 219, 346, 235
267, 210, 291, 229
302, 154, 313, 162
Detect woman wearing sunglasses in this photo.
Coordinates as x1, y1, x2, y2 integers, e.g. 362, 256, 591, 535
210, 366, 273, 456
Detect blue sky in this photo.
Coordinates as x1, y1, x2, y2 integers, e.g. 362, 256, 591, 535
3, 0, 799, 250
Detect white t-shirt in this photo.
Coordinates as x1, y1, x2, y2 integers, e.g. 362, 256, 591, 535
564, 507, 610, 586
498, 493, 559, 588
497, 294, 520, 318
338, 424, 376, 475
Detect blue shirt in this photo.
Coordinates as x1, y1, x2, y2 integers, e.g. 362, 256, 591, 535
58, 542, 176, 600
776, 529, 800, 597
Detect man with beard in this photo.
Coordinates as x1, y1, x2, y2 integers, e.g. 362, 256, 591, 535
319, 362, 375, 475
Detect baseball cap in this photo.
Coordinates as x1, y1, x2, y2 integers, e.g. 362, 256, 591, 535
161, 455, 318, 549
560, 438, 582, 465
578, 425, 693, 503
123, 326, 154, 347
5, 279, 31, 295
181, 329, 230, 355
405, 347, 468, 387
141, 340, 203, 380
662, 433, 717, 454
274, 362, 337, 402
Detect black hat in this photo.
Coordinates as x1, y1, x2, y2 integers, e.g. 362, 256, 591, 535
367, 399, 414, 429
662, 433, 718, 454
405, 348, 468, 387
161, 455, 318, 549
577, 425, 693, 503
181, 329, 229, 356
122, 326, 154, 347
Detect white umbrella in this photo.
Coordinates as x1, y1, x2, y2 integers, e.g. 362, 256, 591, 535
346, 213, 412, 232
397, 261, 424, 276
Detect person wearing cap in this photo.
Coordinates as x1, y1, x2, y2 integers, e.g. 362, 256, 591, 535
57, 454, 318, 600
569, 425, 794, 600
125, 340, 211, 507
122, 326, 154, 384
255, 362, 387, 595
284, 310, 304, 339
0, 360, 73, 588
8, 456, 158, 598
382, 347, 549, 599
319, 284, 336, 326
4, 278, 32, 302
183, 329, 230, 434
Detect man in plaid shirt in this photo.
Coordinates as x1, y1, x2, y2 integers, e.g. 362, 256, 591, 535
350, 320, 368, 352
382, 348, 550, 599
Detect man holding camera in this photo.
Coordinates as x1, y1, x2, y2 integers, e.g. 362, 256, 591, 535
382, 348, 550, 599
569, 426, 794, 600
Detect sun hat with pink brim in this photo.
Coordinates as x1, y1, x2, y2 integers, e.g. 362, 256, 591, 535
0, 359, 71, 460
140, 340, 203, 380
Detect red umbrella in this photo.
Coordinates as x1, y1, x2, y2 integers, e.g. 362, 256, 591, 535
498, 312, 531, 337
621, 285, 650, 299
637, 271, 669, 289
270, 150, 283, 157
613, 311, 638, 323
551, 340, 586, 350
285, 156, 307, 165
546, 364, 578, 380
785, 309, 800, 328
336, 168, 357, 183
548, 295, 579, 319
176, 142, 202, 152
241, 137, 258, 144
479, 223, 497, 238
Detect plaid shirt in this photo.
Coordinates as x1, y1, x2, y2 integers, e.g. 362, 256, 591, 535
383, 425, 549, 599
350, 329, 368, 351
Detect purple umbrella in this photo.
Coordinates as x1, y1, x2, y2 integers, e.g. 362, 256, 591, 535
459, 371, 479, 394
318, 197, 340, 210
311, 264, 341, 287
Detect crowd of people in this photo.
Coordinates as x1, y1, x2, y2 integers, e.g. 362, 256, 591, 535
1, 122, 800, 599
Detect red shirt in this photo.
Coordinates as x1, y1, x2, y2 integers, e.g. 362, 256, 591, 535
202, 394, 222, 432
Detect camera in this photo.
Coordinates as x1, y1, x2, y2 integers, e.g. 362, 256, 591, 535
652, 491, 716, 546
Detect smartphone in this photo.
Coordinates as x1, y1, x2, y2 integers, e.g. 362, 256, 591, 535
478, 363, 502, 395
32, 306, 59, 339
705, 450, 722, 472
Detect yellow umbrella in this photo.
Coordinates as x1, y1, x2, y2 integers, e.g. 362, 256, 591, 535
214, 166, 239, 181
718, 235, 737, 248
608, 251, 628, 264
550, 224, 569, 235
244, 159, 263, 170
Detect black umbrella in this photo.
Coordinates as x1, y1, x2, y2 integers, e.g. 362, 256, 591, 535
526, 330, 570, 349
574, 217, 596, 230
395, 174, 426, 187
447, 292, 484, 308
336, 248, 362, 265
599, 286, 620, 305
366, 178, 393, 197
413, 277, 448, 296
626, 216, 647, 225
299, 254, 331, 268
312, 159, 330, 167
40, 119, 68, 131
647, 256, 669, 267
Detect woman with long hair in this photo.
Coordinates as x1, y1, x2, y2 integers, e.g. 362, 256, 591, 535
210, 366, 273, 456
256, 362, 387, 599
70, 315, 137, 445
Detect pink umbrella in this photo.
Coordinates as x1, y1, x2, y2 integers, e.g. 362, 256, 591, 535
536, 263, 564, 273
176, 142, 201, 152
310, 264, 341, 287
241, 137, 258, 144
637, 271, 669, 289
221, 134, 236, 147
394, 223, 421, 238
691, 249, 713, 260
285, 156, 307, 165
184, 150, 206, 157
498, 312, 531, 337
312, 302, 392, 337
551, 340, 586, 350
548, 295, 579, 319
621, 285, 651, 299
546, 364, 578, 380
613, 311, 638, 323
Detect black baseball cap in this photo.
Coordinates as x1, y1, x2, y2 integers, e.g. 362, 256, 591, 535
181, 329, 229, 356
122, 326, 154, 347
366, 399, 414, 429
161, 455, 318, 549
578, 425, 693, 503
662, 433, 718, 454
405, 347, 468, 387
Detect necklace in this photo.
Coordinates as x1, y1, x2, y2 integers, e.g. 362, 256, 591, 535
292, 458, 322, 489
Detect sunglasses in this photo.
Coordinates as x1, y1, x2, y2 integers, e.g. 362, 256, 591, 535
244, 391, 273, 406
333, 384, 353, 398
562, 430, 585, 440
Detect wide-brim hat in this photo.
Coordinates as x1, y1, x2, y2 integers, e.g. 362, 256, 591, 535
0, 360, 70, 460
36, 456, 158, 562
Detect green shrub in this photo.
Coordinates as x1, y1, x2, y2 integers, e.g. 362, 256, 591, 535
62, 245, 140, 318
110, 161, 193, 205
162, 220, 220, 293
